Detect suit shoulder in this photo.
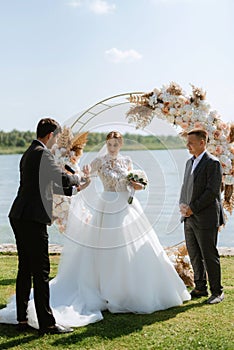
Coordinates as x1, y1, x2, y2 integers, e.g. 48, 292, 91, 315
205, 153, 222, 173
206, 152, 221, 164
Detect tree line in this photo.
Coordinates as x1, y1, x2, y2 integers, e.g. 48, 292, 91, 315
0, 130, 36, 148
0, 130, 185, 153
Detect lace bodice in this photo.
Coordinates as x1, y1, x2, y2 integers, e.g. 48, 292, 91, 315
90, 154, 132, 192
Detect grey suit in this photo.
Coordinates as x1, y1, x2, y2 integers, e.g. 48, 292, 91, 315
180, 152, 224, 295
9, 140, 80, 329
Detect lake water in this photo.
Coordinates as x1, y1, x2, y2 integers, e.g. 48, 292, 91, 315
0, 150, 233, 247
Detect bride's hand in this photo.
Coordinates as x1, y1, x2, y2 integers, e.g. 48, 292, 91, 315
130, 180, 144, 191
82, 164, 91, 177
78, 177, 91, 191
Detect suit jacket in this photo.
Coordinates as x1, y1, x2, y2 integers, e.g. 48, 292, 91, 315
180, 152, 225, 229
9, 140, 80, 225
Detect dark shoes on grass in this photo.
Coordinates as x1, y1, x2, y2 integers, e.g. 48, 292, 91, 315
206, 292, 224, 304
16, 322, 35, 332
39, 324, 73, 335
17, 322, 73, 335
190, 289, 208, 298
190, 289, 224, 304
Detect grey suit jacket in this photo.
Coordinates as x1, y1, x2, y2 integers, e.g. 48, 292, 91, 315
9, 140, 80, 225
180, 152, 225, 229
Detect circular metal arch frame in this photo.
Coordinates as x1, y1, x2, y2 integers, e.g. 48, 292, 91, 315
70, 92, 144, 132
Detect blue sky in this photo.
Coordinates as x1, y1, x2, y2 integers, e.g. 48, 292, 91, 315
0, 0, 233, 133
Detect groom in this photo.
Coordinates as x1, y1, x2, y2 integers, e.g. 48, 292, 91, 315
9, 118, 81, 334
179, 128, 224, 304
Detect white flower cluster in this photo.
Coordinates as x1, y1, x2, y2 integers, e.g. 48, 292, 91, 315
126, 83, 234, 187
53, 145, 81, 173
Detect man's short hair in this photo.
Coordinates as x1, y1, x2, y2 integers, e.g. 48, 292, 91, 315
36, 118, 61, 138
187, 128, 208, 142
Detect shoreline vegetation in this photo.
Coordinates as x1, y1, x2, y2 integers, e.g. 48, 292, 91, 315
0, 130, 186, 154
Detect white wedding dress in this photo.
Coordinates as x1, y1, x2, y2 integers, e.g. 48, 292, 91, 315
0, 154, 190, 329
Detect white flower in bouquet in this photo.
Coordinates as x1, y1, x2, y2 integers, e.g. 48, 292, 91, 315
127, 170, 148, 204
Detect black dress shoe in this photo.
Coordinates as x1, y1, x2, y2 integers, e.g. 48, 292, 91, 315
39, 324, 73, 335
190, 289, 208, 298
206, 292, 224, 304
16, 322, 35, 332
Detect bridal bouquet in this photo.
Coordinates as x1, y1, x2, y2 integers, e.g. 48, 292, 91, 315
127, 170, 148, 204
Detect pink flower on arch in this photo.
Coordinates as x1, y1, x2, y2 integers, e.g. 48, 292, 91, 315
194, 122, 203, 129
215, 145, 223, 155
214, 130, 221, 140
181, 122, 189, 129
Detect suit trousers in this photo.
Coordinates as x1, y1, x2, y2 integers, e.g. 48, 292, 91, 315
184, 218, 223, 295
9, 218, 55, 329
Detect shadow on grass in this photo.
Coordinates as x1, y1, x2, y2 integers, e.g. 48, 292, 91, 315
0, 324, 38, 350
0, 279, 15, 286
0, 300, 206, 349
52, 300, 206, 347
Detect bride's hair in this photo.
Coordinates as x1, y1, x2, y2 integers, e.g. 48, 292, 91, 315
106, 131, 123, 145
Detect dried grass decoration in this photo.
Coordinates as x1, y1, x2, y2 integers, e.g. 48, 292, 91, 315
165, 243, 194, 287
70, 131, 89, 157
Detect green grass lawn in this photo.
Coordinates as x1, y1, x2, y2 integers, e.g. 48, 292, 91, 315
0, 255, 233, 350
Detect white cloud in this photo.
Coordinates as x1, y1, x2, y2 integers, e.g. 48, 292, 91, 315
67, 0, 116, 14
89, 0, 116, 14
105, 48, 142, 63
68, 0, 82, 8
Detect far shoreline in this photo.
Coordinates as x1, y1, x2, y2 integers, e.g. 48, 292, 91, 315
0, 145, 186, 155
0, 243, 233, 256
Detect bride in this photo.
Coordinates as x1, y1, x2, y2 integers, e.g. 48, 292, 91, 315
0, 131, 190, 329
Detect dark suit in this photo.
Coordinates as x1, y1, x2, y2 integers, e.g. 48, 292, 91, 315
180, 152, 224, 295
9, 140, 80, 329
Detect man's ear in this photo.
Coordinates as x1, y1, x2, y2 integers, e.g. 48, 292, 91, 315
48, 132, 54, 139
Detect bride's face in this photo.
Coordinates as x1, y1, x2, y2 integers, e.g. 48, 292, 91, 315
106, 138, 122, 158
